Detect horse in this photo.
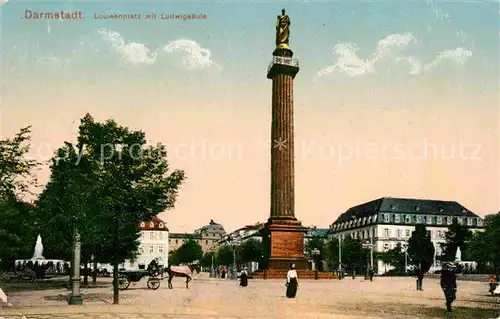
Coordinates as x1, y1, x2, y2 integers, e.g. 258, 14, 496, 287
165, 264, 201, 289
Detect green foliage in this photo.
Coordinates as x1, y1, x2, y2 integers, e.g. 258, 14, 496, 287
407, 224, 435, 273
305, 236, 326, 271
341, 236, 369, 273
0, 198, 38, 270
200, 251, 216, 268
376, 243, 406, 272
237, 239, 263, 263
0, 126, 39, 200
36, 114, 186, 304
216, 245, 234, 266
468, 213, 500, 272
0, 127, 40, 269
173, 239, 203, 264
324, 237, 339, 270
441, 218, 473, 261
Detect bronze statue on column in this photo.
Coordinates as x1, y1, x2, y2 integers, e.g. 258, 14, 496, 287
276, 9, 291, 49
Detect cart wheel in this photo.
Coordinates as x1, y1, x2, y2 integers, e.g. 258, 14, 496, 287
118, 275, 130, 290
168, 281, 173, 289
147, 277, 161, 290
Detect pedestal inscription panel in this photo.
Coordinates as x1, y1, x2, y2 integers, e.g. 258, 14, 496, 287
270, 231, 304, 257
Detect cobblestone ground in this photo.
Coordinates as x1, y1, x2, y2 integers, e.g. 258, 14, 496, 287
1, 274, 499, 319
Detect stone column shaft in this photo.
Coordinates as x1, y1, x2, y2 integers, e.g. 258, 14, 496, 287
270, 74, 295, 218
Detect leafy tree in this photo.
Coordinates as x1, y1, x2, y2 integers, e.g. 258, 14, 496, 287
468, 213, 500, 272
305, 236, 326, 271
407, 224, 435, 273
76, 114, 185, 303
376, 242, 406, 273
0, 199, 38, 270
36, 114, 185, 303
0, 127, 40, 269
441, 218, 473, 261
238, 239, 263, 264
174, 239, 203, 264
341, 236, 369, 274
0, 126, 39, 200
216, 245, 234, 266
200, 251, 217, 268
169, 250, 181, 266
324, 237, 339, 271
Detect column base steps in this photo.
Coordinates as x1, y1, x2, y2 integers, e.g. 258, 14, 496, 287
251, 269, 338, 280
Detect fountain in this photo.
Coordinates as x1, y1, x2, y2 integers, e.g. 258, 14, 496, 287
455, 246, 462, 262
32, 234, 44, 260
14, 234, 66, 269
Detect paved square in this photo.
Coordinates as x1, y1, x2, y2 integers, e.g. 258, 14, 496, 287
1, 274, 499, 318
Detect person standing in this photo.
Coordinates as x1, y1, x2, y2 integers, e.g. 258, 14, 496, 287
368, 267, 374, 282
239, 267, 248, 287
286, 263, 298, 298
440, 262, 458, 312
416, 266, 424, 290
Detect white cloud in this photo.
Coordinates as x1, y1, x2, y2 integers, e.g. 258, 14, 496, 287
163, 39, 217, 70
317, 33, 415, 77
98, 28, 157, 66
318, 32, 472, 77
424, 47, 473, 71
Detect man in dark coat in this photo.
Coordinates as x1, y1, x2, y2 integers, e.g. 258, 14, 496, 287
440, 262, 459, 312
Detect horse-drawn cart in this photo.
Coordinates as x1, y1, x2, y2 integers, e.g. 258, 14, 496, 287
118, 266, 163, 290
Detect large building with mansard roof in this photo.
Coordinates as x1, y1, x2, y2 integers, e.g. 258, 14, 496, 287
327, 197, 484, 275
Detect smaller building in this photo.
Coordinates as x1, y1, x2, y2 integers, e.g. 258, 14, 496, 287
123, 216, 169, 270
219, 222, 265, 246
169, 220, 227, 253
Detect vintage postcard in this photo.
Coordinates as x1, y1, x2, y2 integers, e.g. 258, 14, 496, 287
1, 1, 499, 318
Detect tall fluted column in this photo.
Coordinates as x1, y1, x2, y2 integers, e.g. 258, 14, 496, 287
270, 74, 295, 218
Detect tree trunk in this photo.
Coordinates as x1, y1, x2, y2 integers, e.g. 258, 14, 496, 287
113, 263, 119, 304
83, 260, 88, 285
92, 260, 98, 285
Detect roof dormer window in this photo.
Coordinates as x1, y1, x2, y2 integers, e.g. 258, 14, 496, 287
150, 222, 155, 228
140, 222, 145, 227
159, 222, 164, 228
415, 206, 420, 211
390, 205, 395, 210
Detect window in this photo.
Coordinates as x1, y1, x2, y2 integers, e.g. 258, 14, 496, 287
478, 218, 484, 227
149, 245, 154, 254
205, 240, 208, 244
149, 232, 154, 239
437, 217, 442, 225
159, 232, 164, 240
139, 246, 144, 253
405, 215, 411, 223
141, 232, 145, 238
416, 215, 422, 224
397, 229, 402, 238
384, 214, 390, 223
457, 218, 463, 225
406, 229, 411, 237
140, 222, 145, 227
447, 217, 452, 225
383, 243, 390, 251
384, 228, 389, 237
395, 214, 400, 223
150, 222, 154, 228
175, 239, 178, 244
427, 216, 432, 224
158, 245, 164, 253
159, 222, 164, 228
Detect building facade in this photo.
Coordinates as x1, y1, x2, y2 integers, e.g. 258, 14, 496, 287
169, 220, 226, 253
328, 197, 484, 275
123, 216, 169, 270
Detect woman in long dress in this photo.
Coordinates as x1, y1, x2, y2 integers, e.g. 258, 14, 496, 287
286, 263, 298, 298
239, 267, 248, 287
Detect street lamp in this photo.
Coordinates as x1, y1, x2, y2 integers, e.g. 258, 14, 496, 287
338, 235, 342, 279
